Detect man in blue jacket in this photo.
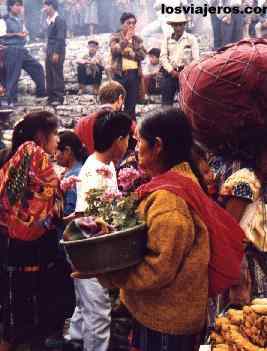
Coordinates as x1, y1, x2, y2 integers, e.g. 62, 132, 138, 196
2, 0, 46, 106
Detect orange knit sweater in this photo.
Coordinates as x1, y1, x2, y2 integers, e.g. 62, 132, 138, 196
100, 162, 210, 335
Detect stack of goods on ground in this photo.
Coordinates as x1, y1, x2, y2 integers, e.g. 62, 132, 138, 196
211, 298, 267, 351
180, 38, 267, 156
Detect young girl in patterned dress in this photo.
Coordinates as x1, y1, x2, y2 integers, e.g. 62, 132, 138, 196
0, 111, 75, 351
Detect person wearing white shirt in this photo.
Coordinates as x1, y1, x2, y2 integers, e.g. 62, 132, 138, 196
75, 155, 118, 213
67, 110, 132, 351
160, 12, 200, 106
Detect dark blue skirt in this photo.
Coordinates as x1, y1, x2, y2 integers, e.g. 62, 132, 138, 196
1, 230, 75, 344
131, 320, 203, 351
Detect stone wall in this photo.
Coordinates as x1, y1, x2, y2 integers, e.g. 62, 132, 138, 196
0, 32, 211, 146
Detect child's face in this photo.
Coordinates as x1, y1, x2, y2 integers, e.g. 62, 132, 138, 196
88, 44, 98, 56
149, 55, 159, 66
113, 135, 130, 163
56, 146, 72, 168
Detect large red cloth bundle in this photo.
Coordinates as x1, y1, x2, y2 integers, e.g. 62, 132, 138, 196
180, 39, 267, 153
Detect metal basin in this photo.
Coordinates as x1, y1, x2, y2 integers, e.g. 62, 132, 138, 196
61, 223, 147, 274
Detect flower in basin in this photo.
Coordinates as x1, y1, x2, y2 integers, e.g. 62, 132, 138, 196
118, 166, 142, 192
85, 186, 142, 231
101, 189, 123, 203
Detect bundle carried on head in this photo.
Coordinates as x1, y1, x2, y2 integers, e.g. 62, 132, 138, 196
180, 39, 267, 158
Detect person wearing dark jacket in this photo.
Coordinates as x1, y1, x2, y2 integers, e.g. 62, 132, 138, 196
43, 0, 67, 106
110, 12, 146, 120
1, 0, 46, 106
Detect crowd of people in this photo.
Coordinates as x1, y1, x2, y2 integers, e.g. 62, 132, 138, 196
0, 78, 266, 351
0, 0, 266, 111
0, 0, 267, 351
0, 0, 200, 115
0, 0, 154, 39
0, 0, 66, 107
0, 0, 267, 110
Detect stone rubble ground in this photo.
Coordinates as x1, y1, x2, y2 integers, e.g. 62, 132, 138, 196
0, 33, 212, 146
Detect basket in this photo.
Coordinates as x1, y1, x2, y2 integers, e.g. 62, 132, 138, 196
60, 223, 147, 274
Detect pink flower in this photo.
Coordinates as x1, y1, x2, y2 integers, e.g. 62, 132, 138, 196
101, 190, 123, 203
96, 166, 113, 179
118, 167, 141, 191
60, 176, 80, 192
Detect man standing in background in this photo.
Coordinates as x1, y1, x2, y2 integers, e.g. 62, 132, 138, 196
43, 0, 67, 106
2, 0, 46, 107
160, 13, 199, 106
210, 0, 244, 49
110, 12, 146, 119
